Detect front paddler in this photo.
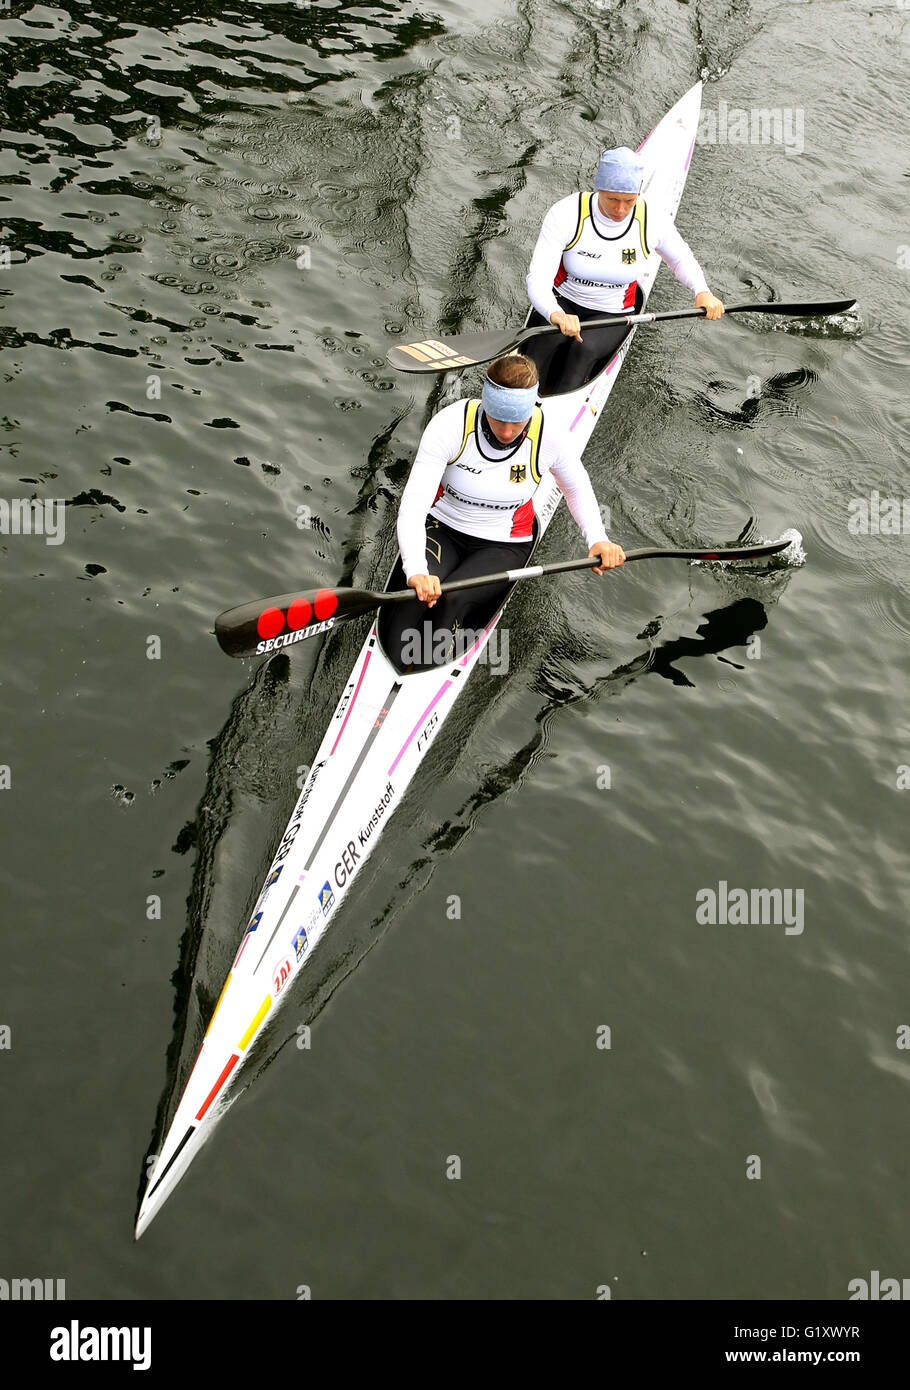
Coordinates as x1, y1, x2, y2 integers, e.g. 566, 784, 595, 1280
525, 145, 724, 392
384, 353, 623, 669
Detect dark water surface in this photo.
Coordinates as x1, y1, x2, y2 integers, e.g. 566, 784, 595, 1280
1, 0, 908, 1298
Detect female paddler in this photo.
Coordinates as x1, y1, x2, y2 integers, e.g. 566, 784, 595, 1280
383, 353, 623, 669
524, 145, 724, 392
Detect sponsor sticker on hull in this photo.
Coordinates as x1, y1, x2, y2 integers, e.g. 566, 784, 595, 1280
355, 780, 395, 852
273, 819, 301, 865
297, 760, 327, 815
417, 712, 440, 754
334, 681, 356, 723
271, 956, 293, 998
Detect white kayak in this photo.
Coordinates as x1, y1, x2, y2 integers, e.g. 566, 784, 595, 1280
135, 81, 704, 1239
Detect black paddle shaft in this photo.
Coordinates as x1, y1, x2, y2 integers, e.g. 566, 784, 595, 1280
385, 299, 857, 372
215, 540, 792, 657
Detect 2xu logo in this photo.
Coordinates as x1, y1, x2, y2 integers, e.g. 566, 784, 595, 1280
271, 956, 293, 999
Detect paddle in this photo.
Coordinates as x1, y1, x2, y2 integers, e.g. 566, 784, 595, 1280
386, 298, 857, 373
215, 539, 792, 658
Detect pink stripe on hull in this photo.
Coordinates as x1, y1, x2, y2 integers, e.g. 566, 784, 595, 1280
388, 680, 452, 775
684, 134, 695, 170
331, 643, 373, 755
460, 611, 501, 667
569, 405, 586, 432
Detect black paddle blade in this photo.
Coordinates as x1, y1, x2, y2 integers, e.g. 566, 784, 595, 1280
386, 327, 523, 372
215, 586, 385, 658
629, 539, 793, 563
729, 298, 856, 317
689, 539, 793, 561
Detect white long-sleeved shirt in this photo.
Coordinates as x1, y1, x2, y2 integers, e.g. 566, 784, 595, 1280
397, 399, 608, 580
526, 192, 709, 320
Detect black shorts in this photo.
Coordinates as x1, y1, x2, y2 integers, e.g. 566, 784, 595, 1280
523, 284, 643, 395
380, 516, 534, 671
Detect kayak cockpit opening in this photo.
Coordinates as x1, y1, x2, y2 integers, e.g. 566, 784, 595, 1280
528, 283, 645, 398
377, 516, 542, 676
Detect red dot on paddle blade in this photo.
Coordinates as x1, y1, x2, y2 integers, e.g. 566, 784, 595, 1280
257, 607, 285, 639
287, 597, 313, 630
313, 588, 338, 620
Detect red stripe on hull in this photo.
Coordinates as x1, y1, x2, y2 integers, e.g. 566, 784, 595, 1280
196, 1054, 240, 1122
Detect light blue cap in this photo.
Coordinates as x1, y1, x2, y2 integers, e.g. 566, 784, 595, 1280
481, 378, 537, 423
594, 146, 644, 193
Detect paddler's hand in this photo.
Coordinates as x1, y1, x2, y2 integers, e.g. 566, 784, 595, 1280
696, 290, 725, 320
408, 573, 441, 607
551, 310, 583, 342
589, 541, 625, 574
